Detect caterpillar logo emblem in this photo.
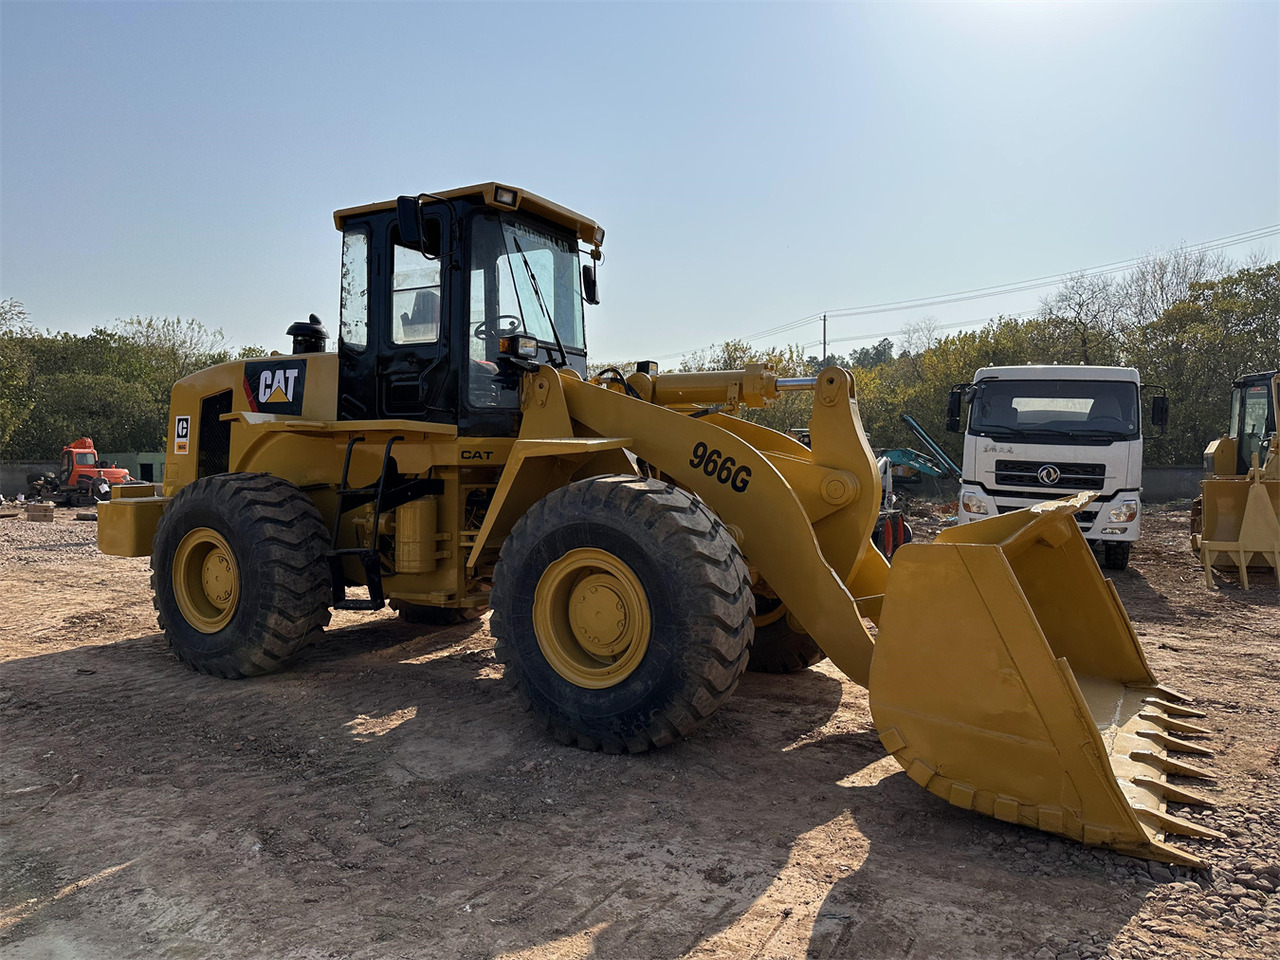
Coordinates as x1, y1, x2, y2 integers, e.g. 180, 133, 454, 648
243, 359, 307, 416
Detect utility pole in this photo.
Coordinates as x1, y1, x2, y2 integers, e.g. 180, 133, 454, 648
821, 313, 827, 363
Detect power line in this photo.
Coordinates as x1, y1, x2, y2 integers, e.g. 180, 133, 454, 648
647, 224, 1279, 363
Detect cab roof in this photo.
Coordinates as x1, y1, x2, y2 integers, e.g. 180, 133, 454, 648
975, 365, 1140, 384
332, 182, 603, 248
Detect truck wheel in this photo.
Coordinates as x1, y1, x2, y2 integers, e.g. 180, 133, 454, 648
1103, 541, 1131, 571
490, 476, 753, 753
151, 473, 332, 678
747, 595, 826, 673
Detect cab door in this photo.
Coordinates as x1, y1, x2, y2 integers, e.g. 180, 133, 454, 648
378, 213, 455, 421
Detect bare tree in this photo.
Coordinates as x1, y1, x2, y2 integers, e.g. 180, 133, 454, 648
1117, 245, 1231, 327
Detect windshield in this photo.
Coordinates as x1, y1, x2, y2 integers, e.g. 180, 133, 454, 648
469, 213, 584, 350
969, 379, 1140, 440
75, 452, 95, 466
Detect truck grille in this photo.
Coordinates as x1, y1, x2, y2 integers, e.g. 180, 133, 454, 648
993, 459, 1107, 491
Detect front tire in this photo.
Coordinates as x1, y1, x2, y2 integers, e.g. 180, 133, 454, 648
491, 476, 753, 754
151, 473, 332, 678
1103, 540, 1131, 571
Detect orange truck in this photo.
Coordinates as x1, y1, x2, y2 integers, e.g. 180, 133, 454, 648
26, 438, 139, 506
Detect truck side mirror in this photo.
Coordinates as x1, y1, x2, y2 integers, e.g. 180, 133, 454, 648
945, 389, 963, 433
1152, 394, 1169, 430
582, 264, 600, 305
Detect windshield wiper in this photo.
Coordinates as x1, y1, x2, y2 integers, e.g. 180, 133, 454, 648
1063, 428, 1131, 439
980, 426, 1034, 439
510, 234, 568, 369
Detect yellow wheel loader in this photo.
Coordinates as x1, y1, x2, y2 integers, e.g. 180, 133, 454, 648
1192, 371, 1280, 589
99, 183, 1221, 865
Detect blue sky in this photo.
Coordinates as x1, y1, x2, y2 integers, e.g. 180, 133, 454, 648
2, 1, 1277, 363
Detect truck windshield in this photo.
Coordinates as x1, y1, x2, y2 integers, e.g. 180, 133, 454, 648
969, 379, 1140, 441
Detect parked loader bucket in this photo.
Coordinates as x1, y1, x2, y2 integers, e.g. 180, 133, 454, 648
869, 494, 1221, 866
1197, 464, 1280, 590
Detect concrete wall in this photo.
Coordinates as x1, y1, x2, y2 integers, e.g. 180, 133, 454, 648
101, 452, 166, 485
0, 461, 57, 498
1, 453, 165, 497
1142, 466, 1203, 504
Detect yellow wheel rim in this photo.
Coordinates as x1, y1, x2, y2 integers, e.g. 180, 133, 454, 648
173, 527, 240, 634
532, 547, 651, 689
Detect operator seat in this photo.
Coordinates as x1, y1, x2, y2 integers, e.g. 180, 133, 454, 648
400, 289, 440, 343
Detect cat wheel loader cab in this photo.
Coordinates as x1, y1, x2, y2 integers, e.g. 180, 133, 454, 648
98, 183, 1221, 867
1193, 371, 1280, 589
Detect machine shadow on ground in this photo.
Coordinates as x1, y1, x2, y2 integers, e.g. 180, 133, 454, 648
0, 612, 1161, 960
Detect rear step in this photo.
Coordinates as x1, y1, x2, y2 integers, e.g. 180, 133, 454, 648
325, 434, 442, 611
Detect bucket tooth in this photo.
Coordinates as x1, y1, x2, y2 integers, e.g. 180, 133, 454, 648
1129, 750, 1215, 779
1137, 729, 1214, 757
1153, 683, 1194, 704
1143, 697, 1208, 719
1130, 775, 1215, 807
1133, 805, 1227, 840
1138, 710, 1213, 737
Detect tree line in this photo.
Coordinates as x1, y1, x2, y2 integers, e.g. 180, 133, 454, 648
674, 255, 1279, 467
0, 304, 263, 459
2, 251, 1276, 465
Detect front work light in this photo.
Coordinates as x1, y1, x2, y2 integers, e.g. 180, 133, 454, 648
499, 335, 539, 359
493, 186, 519, 207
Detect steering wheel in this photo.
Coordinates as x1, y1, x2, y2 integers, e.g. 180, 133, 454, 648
474, 315, 523, 341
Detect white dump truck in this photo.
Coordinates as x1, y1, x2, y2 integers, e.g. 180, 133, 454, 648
946, 365, 1168, 570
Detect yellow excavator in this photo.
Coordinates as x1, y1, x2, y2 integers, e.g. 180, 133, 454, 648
98, 183, 1221, 865
1193, 371, 1280, 589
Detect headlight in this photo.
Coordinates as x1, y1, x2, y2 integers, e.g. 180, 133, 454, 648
498, 335, 539, 359
962, 492, 989, 516
1108, 500, 1139, 523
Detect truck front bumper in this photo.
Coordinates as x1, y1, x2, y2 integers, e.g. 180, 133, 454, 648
957, 485, 1140, 543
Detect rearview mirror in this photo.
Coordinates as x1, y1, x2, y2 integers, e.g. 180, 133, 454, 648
396, 196, 421, 248
945, 388, 963, 433
1152, 394, 1170, 429
395, 197, 443, 258
582, 264, 600, 305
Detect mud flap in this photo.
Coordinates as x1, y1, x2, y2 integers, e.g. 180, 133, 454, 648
869, 495, 1221, 866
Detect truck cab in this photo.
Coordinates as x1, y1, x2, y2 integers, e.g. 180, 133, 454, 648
947, 365, 1167, 571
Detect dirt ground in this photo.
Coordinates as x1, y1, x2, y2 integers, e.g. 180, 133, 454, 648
1, 505, 1277, 960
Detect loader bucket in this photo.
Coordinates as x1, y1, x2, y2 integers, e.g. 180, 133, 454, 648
1197, 472, 1280, 590
869, 495, 1221, 866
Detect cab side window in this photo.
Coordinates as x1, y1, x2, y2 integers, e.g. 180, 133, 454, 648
392, 242, 442, 345
339, 227, 369, 351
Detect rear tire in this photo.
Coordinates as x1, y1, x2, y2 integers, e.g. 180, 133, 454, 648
747, 595, 826, 673
151, 473, 332, 678
491, 476, 753, 753
1102, 540, 1131, 571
